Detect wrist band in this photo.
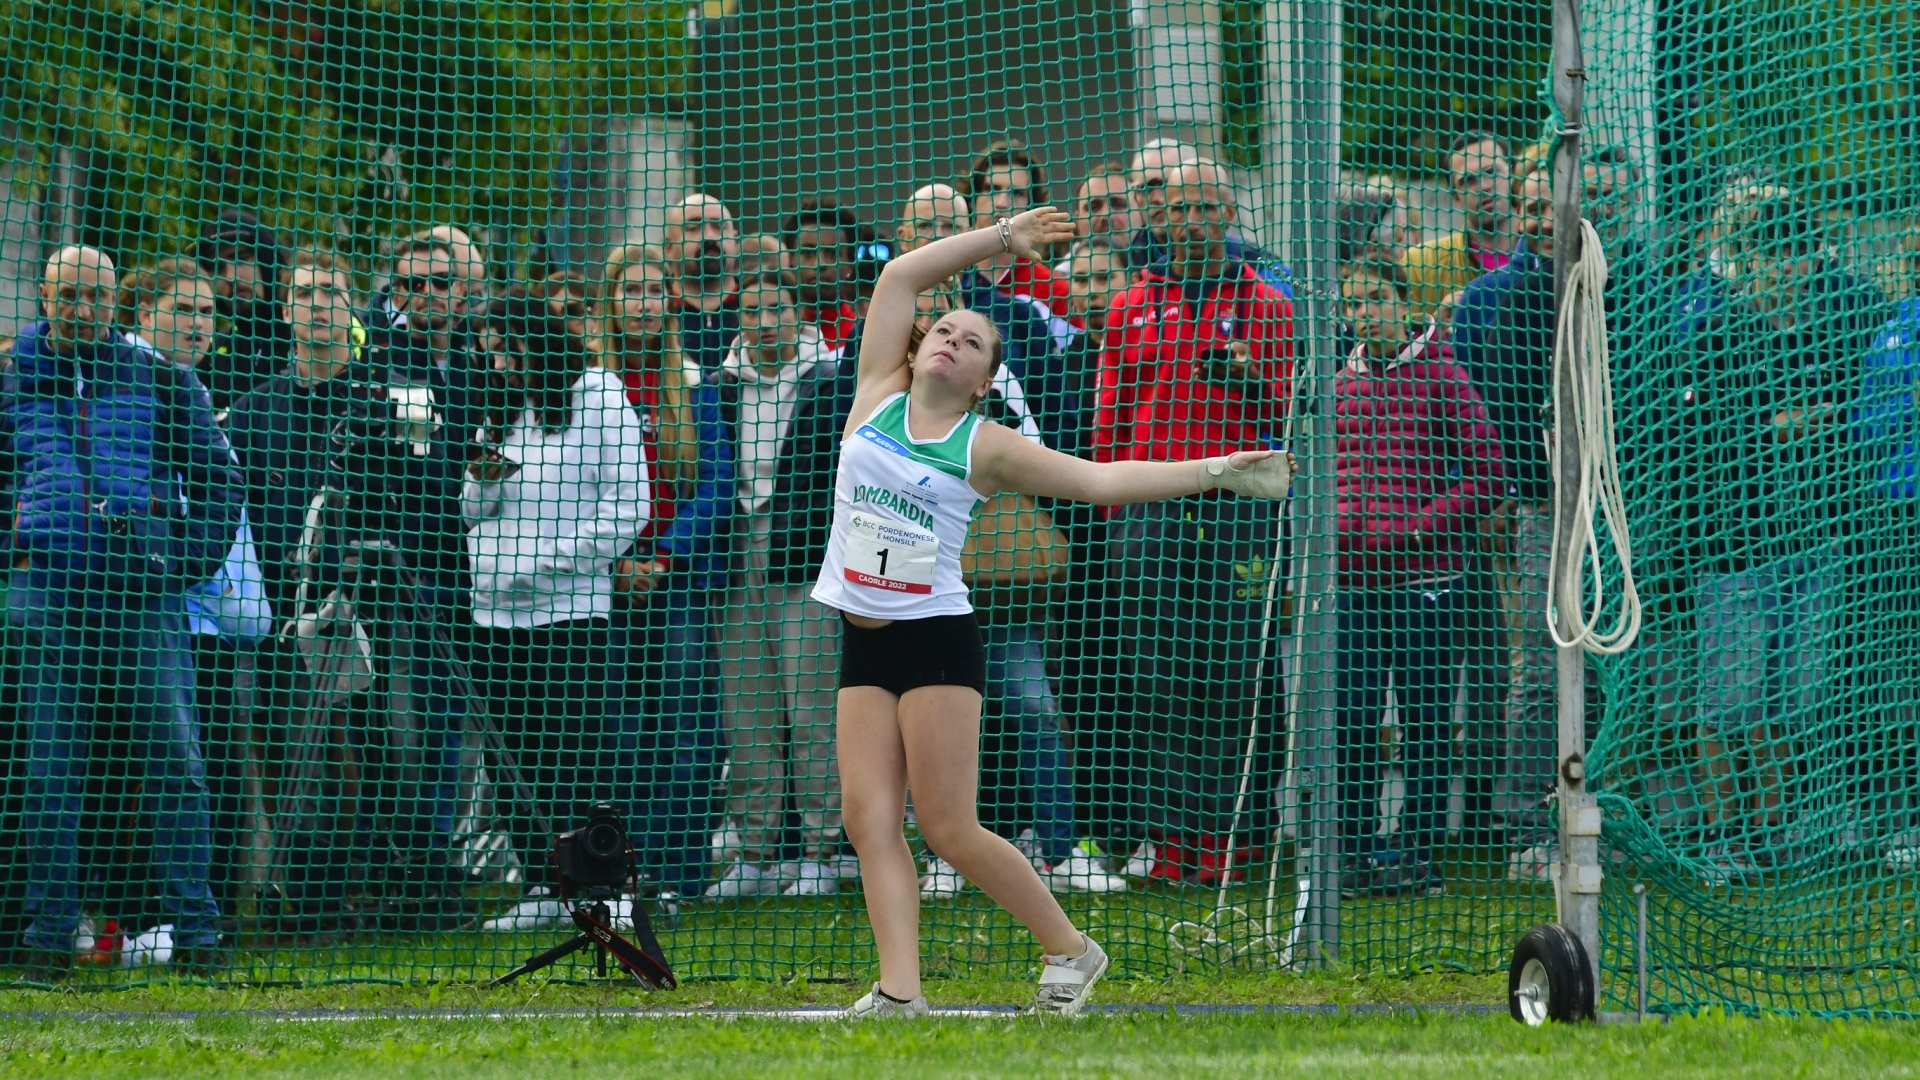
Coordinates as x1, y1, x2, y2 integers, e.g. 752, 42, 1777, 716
995, 216, 1012, 253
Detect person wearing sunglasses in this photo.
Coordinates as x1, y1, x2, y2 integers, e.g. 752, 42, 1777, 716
374, 237, 486, 448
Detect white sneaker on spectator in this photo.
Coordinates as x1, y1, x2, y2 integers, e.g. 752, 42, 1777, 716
710, 820, 744, 868
920, 856, 966, 899
1048, 852, 1128, 894
783, 859, 840, 897
480, 887, 569, 931
1120, 842, 1158, 879
1883, 832, 1920, 872
843, 983, 931, 1019
702, 861, 782, 900
1033, 934, 1109, 1017
828, 853, 861, 882
1012, 828, 1049, 872
1507, 843, 1556, 882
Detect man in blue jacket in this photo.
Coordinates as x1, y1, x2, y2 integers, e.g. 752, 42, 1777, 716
4, 246, 244, 981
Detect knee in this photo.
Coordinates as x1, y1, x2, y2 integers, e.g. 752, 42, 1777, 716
916, 813, 982, 861
840, 796, 903, 848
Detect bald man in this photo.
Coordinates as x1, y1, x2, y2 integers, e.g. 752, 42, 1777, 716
667, 192, 742, 372
1125, 139, 1193, 249
896, 184, 970, 252
36, 244, 118, 353
1091, 162, 1296, 881
6, 246, 245, 981
424, 224, 489, 301
889, 184, 1072, 452
1120, 152, 1294, 297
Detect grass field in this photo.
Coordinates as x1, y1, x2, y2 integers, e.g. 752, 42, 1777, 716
4, 965, 1916, 1077
2, 1006, 1916, 1079
5, 847, 1557, 989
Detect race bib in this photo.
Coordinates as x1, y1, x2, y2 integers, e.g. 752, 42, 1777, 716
844, 511, 939, 594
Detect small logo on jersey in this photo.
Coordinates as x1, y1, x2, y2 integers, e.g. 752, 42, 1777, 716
856, 424, 912, 458
899, 475, 940, 509
1220, 317, 1236, 338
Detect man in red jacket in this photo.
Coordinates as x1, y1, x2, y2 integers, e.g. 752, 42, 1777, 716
1092, 160, 1295, 885
1094, 161, 1294, 465
1333, 258, 1505, 898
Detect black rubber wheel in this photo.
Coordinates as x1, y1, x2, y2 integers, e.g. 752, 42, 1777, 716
1508, 923, 1595, 1025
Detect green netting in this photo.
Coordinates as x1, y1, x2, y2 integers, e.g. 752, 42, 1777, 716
0, 0, 1911, 1017
1579, 0, 1920, 1017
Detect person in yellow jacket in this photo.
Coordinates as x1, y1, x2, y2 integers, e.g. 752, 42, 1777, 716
1401, 131, 1516, 324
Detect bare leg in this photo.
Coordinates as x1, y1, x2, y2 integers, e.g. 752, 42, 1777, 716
835, 686, 921, 999
1696, 729, 1736, 827
899, 685, 1082, 956
1751, 723, 1790, 829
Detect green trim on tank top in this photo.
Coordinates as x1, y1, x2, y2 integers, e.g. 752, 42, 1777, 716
864, 392, 978, 483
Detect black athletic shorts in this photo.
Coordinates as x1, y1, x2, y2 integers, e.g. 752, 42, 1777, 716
838, 612, 987, 696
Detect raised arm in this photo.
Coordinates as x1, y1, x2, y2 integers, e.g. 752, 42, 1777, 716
971, 420, 1293, 506
852, 207, 1076, 410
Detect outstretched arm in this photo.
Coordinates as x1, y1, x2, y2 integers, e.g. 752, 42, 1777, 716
853, 207, 1077, 405
972, 421, 1292, 505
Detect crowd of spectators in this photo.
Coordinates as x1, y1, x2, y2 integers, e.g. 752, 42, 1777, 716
3, 124, 1917, 977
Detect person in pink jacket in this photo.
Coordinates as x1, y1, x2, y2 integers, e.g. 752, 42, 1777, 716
1333, 258, 1506, 899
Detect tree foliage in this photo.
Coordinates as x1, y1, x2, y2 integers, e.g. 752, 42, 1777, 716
0, 1, 684, 266
1680, 0, 1916, 190
1340, 0, 1553, 175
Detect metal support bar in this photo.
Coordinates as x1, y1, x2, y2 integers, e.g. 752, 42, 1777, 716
1293, 0, 1344, 967
1634, 883, 1649, 1022
1550, 0, 1604, 988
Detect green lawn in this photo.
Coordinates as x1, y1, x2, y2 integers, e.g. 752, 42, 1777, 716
0, 970, 1508, 1011
2, 1009, 1916, 1080
3, 849, 1556, 989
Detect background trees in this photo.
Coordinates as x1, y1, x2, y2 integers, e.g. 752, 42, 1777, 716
1, 1, 683, 270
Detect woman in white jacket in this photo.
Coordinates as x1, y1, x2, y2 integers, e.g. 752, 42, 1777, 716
463, 291, 650, 887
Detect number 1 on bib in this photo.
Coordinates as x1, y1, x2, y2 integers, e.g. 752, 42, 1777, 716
844, 512, 938, 594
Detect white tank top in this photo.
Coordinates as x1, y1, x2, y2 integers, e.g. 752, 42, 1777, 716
812, 391, 986, 621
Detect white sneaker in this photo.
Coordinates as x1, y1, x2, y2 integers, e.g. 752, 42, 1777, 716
783, 858, 840, 897
828, 853, 861, 881
1012, 828, 1049, 873
842, 982, 931, 1019
702, 861, 783, 900
480, 887, 569, 931
1120, 842, 1158, 879
709, 820, 745, 868
1048, 852, 1128, 894
1507, 843, 1556, 882
1882, 832, 1920, 872
920, 856, 966, 899
1033, 934, 1109, 1017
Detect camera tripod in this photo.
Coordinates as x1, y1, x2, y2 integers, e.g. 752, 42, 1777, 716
269, 483, 551, 923
488, 877, 676, 989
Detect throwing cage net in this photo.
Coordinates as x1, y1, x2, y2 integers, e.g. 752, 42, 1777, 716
0, 0, 1912, 1016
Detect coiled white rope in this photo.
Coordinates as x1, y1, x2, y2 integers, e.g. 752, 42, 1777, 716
1547, 217, 1641, 655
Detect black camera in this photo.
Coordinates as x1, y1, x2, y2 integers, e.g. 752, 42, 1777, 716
555, 803, 632, 891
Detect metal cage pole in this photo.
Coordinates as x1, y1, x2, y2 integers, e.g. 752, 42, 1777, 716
1292, 0, 1343, 966
1550, 0, 1605, 979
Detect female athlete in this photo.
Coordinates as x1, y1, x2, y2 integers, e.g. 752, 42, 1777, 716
815, 206, 1293, 1018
